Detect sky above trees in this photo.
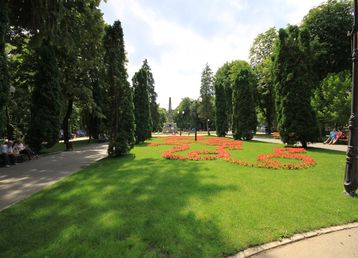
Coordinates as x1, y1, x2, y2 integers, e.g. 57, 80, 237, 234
100, 0, 324, 108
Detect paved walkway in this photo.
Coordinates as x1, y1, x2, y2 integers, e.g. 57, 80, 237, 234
247, 226, 358, 258
0, 143, 107, 211
252, 137, 347, 152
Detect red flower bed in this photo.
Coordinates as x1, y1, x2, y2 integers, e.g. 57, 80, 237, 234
151, 136, 316, 170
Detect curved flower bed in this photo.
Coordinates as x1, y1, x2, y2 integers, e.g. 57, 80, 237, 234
152, 136, 316, 170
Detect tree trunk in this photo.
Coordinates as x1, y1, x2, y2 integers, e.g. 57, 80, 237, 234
62, 99, 73, 151
5, 106, 14, 140
266, 114, 273, 134
301, 140, 308, 149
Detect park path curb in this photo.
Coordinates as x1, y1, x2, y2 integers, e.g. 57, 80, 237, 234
229, 222, 358, 258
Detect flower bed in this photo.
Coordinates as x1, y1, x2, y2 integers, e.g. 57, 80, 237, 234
152, 136, 316, 170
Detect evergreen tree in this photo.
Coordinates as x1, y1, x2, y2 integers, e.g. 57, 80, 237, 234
142, 59, 160, 132
27, 40, 61, 152
104, 21, 135, 157
232, 67, 257, 140
273, 26, 319, 148
133, 68, 152, 143
214, 63, 231, 136
0, 0, 9, 136
198, 63, 215, 134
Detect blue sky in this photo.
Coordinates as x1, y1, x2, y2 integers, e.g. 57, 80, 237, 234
100, 0, 324, 109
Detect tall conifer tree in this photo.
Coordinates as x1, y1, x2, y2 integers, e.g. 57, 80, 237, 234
214, 63, 231, 136
104, 21, 135, 157
273, 26, 319, 148
0, 0, 9, 136
27, 40, 61, 152
198, 64, 215, 134
142, 59, 160, 132
232, 68, 257, 140
133, 68, 152, 143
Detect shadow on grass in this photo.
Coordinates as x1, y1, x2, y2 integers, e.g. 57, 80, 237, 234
0, 154, 237, 257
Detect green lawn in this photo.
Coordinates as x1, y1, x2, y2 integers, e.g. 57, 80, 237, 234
1, 137, 357, 257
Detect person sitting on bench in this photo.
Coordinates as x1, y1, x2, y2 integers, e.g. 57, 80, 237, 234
1, 141, 16, 167
324, 129, 336, 145
13, 139, 35, 160
332, 130, 343, 145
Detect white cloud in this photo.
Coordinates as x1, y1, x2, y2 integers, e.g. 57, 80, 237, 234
100, 0, 328, 109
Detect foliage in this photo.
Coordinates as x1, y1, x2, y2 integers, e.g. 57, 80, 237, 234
6, 33, 36, 137
312, 70, 351, 129
0, 0, 9, 136
273, 25, 319, 148
249, 27, 277, 68
198, 63, 215, 131
133, 68, 152, 143
57, 0, 105, 149
301, 0, 352, 81
190, 99, 200, 130
104, 21, 135, 156
250, 27, 278, 134
142, 59, 160, 132
0, 140, 357, 257
158, 107, 167, 131
232, 67, 257, 140
173, 97, 193, 130
26, 40, 61, 151
214, 63, 231, 136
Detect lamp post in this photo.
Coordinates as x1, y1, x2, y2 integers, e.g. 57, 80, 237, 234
344, 0, 358, 196
207, 119, 210, 136
195, 97, 202, 141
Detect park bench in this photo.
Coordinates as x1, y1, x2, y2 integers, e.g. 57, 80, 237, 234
0, 153, 29, 167
271, 132, 280, 138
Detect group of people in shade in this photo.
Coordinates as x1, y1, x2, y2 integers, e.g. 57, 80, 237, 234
1, 139, 37, 167
324, 129, 343, 145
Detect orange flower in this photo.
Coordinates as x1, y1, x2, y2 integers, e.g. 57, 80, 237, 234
152, 137, 316, 170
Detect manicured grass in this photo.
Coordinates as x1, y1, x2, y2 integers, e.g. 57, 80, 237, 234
0, 137, 357, 257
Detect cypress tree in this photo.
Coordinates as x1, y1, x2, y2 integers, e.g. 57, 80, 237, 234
273, 26, 319, 148
104, 21, 135, 157
214, 63, 231, 136
27, 40, 61, 152
198, 64, 215, 134
232, 67, 257, 140
0, 0, 9, 136
133, 68, 152, 143
142, 59, 160, 132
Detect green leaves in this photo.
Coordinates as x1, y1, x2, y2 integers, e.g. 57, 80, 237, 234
312, 71, 351, 128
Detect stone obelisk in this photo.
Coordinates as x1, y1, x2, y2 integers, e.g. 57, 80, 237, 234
162, 97, 177, 134
168, 97, 173, 122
